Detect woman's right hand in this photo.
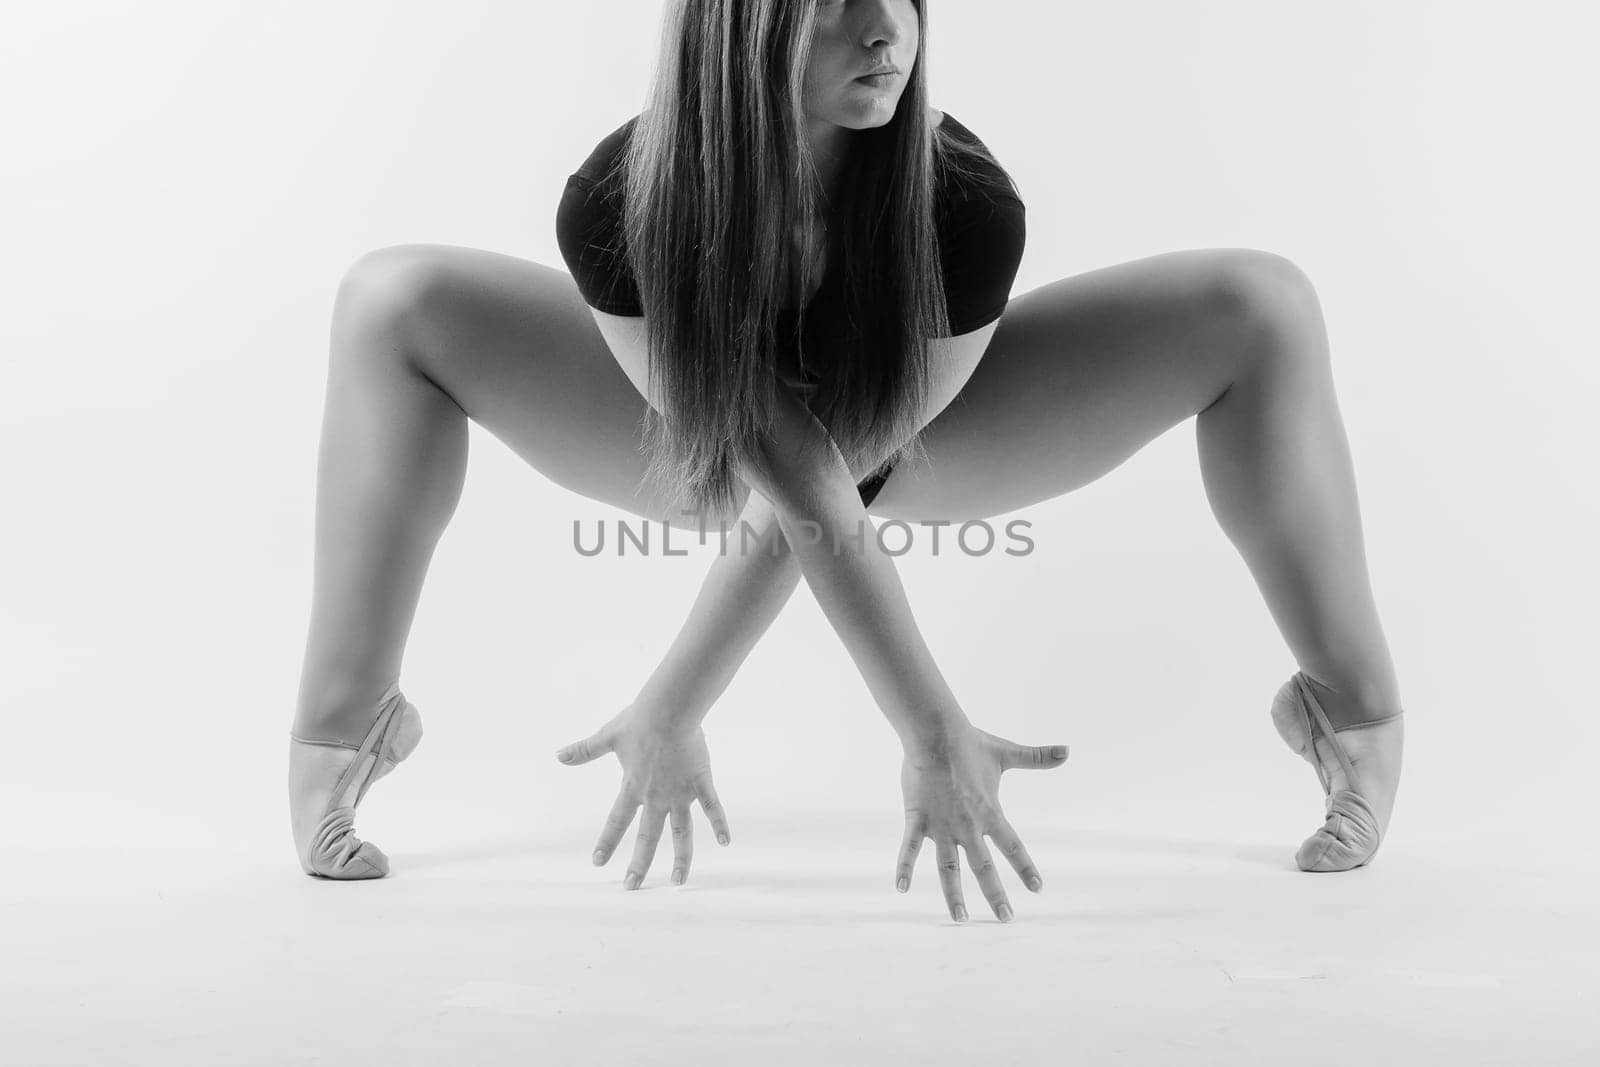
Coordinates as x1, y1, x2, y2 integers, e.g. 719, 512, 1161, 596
555, 702, 731, 889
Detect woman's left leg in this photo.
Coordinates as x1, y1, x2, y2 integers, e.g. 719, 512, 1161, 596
870, 247, 1404, 870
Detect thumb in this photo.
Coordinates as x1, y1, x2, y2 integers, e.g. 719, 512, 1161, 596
555, 728, 614, 766
999, 740, 1069, 772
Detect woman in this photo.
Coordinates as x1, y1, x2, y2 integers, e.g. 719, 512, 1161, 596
287, 0, 1406, 924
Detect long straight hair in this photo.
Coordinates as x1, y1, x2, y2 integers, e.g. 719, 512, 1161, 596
612, 0, 1016, 515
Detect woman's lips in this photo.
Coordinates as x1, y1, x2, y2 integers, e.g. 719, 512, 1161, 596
855, 72, 896, 87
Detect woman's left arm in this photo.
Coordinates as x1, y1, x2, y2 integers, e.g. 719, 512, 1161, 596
728, 378, 1069, 922
743, 384, 964, 742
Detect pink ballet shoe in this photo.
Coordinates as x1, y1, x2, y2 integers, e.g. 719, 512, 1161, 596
288, 681, 423, 879
1270, 672, 1402, 873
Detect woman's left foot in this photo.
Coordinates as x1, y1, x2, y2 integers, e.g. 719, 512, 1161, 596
1270, 672, 1404, 872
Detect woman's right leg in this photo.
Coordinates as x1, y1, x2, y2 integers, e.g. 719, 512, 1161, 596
293, 242, 746, 744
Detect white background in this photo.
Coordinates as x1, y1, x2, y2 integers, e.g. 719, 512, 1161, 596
3, 2, 1596, 1064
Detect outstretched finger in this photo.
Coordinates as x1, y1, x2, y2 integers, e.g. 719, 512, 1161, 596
694, 776, 731, 846
989, 815, 1044, 893
555, 725, 616, 766
592, 790, 639, 866
998, 740, 1070, 772
668, 801, 694, 885
961, 835, 1013, 922
935, 838, 967, 923
895, 812, 927, 893
624, 805, 668, 890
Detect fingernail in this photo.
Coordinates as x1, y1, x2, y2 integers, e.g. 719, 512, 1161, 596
591, 850, 607, 866
1027, 875, 1043, 892
624, 872, 641, 890
717, 833, 730, 846
1049, 745, 1068, 760
953, 905, 968, 923
896, 877, 909, 893
997, 903, 1014, 923
554, 749, 570, 762
671, 869, 685, 885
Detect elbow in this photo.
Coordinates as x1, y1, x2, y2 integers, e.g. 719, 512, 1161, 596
737, 384, 848, 516
744, 438, 829, 517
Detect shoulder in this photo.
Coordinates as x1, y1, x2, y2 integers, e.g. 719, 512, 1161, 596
557, 115, 637, 239
933, 111, 1025, 211
571, 114, 641, 185
928, 113, 1026, 335
556, 115, 645, 317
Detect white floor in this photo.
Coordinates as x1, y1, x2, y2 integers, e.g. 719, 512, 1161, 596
6, 810, 1594, 1066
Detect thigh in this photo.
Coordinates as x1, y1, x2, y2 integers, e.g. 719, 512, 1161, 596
353, 243, 750, 528
870, 248, 1278, 521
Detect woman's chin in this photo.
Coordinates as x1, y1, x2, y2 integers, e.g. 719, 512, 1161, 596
837, 102, 901, 129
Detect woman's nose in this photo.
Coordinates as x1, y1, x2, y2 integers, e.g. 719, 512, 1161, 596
857, 0, 908, 49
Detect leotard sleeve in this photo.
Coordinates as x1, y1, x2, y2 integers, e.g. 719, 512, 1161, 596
555, 117, 645, 317
937, 190, 1027, 337
555, 172, 644, 317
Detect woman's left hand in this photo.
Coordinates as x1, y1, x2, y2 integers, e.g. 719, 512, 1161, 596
897, 723, 1070, 922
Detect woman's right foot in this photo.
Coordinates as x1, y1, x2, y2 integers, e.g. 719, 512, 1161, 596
288, 681, 423, 879
1270, 672, 1404, 872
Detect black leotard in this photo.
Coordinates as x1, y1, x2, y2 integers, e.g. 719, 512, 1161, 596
555, 110, 1026, 506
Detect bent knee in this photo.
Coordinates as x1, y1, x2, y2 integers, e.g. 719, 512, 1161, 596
1208, 249, 1322, 330
332, 244, 458, 348
1205, 249, 1329, 374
